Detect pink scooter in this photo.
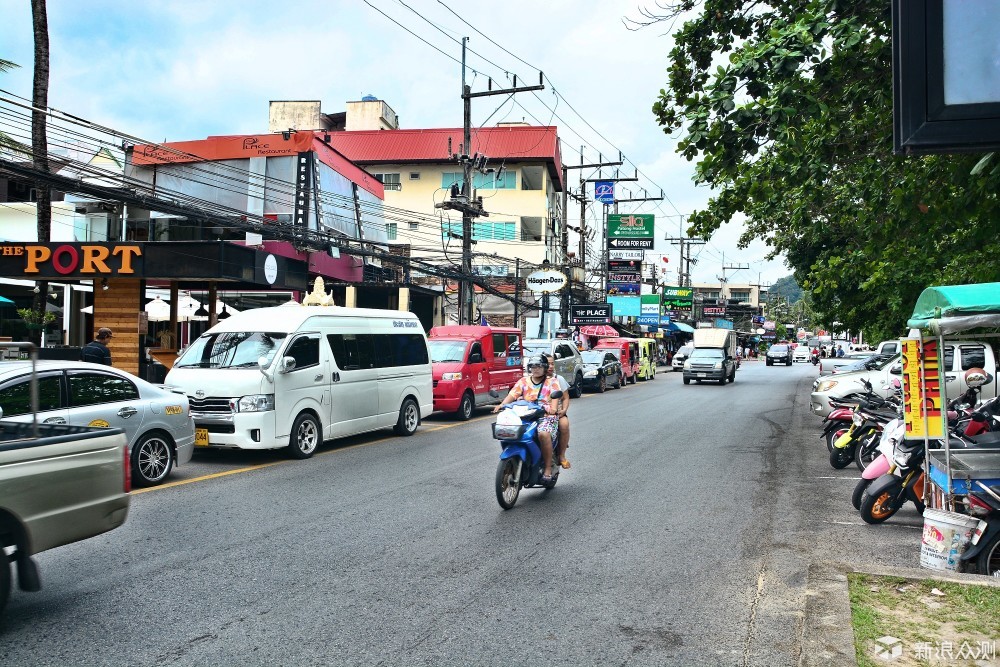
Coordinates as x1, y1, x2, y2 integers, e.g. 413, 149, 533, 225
852, 417, 904, 509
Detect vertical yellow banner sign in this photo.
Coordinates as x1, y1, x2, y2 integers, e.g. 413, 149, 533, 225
902, 336, 945, 439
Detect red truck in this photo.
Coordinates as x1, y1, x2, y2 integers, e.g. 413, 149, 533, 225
428, 326, 524, 420
594, 337, 640, 384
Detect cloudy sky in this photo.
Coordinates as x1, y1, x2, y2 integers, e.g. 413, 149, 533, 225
0, 0, 790, 286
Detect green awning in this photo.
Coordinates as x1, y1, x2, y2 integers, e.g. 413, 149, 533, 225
906, 282, 1000, 334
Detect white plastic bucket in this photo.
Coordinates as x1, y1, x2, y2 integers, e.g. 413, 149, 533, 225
919, 508, 980, 571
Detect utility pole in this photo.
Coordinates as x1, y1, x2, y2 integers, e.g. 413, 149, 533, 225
664, 234, 705, 287
437, 37, 543, 325
583, 170, 639, 296
562, 150, 622, 324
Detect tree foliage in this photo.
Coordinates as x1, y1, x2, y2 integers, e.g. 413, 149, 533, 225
768, 274, 803, 303
646, 1, 1000, 340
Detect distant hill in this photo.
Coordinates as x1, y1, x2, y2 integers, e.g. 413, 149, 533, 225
768, 275, 803, 303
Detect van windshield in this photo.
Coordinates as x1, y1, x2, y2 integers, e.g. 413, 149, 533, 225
428, 340, 467, 363
690, 348, 724, 360
175, 331, 288, 369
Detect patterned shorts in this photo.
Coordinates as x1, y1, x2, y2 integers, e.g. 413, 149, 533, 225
537, 415, 558, 436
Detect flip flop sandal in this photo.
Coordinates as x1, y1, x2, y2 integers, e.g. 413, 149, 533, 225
559, 459, 571, 469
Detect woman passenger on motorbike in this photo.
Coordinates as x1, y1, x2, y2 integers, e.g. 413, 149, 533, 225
494, 354, 561, 481
542, 353, 572, 470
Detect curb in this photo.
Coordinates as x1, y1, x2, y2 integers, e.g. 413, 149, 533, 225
800, 561, 1000, 667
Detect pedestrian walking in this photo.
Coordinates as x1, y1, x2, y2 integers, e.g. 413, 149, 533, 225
81, 327, 113, 365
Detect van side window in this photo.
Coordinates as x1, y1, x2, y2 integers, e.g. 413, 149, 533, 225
285, 336, 320, 370
327, 334, 365, 370
468, 342, 483, 363
506, 335, 521, 357
393, 334, 428, 366
943, 345, 954, 371
492, 333, 506, 358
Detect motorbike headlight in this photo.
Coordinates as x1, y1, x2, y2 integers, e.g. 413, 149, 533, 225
852, 413, 864, 426
441, 372, 463, 381
233, 394, 275, 412
816, 380, 838, 392
893, 450, 911, 467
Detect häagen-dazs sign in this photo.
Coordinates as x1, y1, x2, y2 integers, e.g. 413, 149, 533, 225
525, 269, 567, 293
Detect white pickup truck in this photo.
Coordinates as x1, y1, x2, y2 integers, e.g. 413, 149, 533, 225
810, 339, 998, 417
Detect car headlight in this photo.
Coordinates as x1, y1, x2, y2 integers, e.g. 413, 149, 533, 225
683, 360, 691, 369
713, 362, 722, 369
584, 370, 598, 377
232, 394, 275, 412
816, 380, 838, 392
441, 372, 463, 381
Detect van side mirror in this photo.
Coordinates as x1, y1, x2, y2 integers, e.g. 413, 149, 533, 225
279, 356, 297, 373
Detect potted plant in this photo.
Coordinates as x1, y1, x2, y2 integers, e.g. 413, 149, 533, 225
17, 307, 56, 330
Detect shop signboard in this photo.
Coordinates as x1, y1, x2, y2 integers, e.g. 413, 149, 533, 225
607, 295, 641, 317
608, 260, 642, 272
571, 303, 613, 325
607, 281, 640, 296
714, 319, 734, 330
607, 214, 655, 249
608, 249, 644, 261
662, 285, 693, 312
703, 307, 727, 316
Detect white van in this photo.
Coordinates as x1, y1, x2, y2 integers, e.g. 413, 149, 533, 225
164, 305, 432, 459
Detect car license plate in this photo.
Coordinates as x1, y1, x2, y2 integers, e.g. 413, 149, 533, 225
697, 373, 707, 378
195, 428, 210, 447
971, 519, 988, 545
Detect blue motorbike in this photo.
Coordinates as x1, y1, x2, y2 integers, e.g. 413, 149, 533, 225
491, 393, 563, 510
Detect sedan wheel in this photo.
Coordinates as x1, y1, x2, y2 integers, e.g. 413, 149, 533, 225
132, 432, 175, 486
597, 375, 606, 393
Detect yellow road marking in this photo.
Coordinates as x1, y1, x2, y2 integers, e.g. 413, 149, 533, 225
136, 392, 594, 494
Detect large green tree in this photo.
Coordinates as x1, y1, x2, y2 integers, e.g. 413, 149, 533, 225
644, 1, 1000, 340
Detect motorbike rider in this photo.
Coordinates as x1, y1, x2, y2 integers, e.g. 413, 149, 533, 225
493, 354, 561, 481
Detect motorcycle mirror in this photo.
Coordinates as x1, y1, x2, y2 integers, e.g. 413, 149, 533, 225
892, 378, 901, 390
964, 367, 990, 389
550, 390, 564, 399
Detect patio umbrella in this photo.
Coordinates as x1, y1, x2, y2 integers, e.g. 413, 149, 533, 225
144, 296, 172, 322
579, 324, 618, 337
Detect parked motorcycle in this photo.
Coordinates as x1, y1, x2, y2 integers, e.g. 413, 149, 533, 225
852, 418, 904, 510
959, 480, 1000, 577
828, 379, 898, 469
492, 391, 563, 510
858, 435, 927, 524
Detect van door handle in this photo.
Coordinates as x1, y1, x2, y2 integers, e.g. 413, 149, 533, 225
117, 406, 138, 419
945, 375, 956, 381
332, 372, 341, 382
314, 374, 324, 381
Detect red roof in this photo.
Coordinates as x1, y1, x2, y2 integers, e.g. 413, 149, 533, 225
325, 126, 563, 190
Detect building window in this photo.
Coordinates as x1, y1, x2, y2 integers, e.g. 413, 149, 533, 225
374, 173, 401, 191
441, 171, 516, 190
730, 291, 750, 303
409, 172, 421, 180
407, 221, 418, 230
386, 223, 398, 240
442, 221, 516, 241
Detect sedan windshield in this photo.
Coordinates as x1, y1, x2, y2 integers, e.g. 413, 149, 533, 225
581, 351, 606, 365
174, 331, 288, 369
428, 340, 467, 363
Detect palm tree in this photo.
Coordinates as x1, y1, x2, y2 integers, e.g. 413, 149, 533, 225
0, 58, 20, 151
29, 0, 50, 346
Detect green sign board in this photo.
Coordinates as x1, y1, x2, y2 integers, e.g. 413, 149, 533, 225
607, 214, 655, 239
662, 286, 693, 312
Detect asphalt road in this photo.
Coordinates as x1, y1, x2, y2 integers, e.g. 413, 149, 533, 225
0, 360, 925, 666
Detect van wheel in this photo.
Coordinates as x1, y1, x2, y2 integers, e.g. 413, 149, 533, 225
131, 431, 175, 486
288, 413, 321, 459
570, 373, 583, 398
629, 373, 637, 385
683, 377, 690, 385
394, 398, 420, 436
456, 392, 474, 421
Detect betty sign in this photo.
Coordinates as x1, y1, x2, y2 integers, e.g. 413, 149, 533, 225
525, 269, 567, 293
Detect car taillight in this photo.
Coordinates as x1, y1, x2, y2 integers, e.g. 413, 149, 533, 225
967, 494, 992, 517
123, 442, 131, 493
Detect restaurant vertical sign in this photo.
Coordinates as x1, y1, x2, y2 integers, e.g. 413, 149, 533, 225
902, 337, 945, 440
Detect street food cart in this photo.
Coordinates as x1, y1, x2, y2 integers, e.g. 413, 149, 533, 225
904, 282, 1000, 511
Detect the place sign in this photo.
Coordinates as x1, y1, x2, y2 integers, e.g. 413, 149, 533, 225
0, 243, 143, 277
571, 303, 613, 325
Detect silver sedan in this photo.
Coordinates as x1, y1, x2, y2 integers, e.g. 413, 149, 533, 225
0, 360, 194, 486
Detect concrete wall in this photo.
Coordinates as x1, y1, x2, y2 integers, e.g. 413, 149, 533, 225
345, 100, 399, 131
268, 101, 322, 132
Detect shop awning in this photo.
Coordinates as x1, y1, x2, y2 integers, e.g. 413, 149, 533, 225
906, 282, 1000, 334
667, 321, 695, 333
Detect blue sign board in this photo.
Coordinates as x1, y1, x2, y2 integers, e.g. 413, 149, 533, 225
637, 314, 659, 327
714, 318, 734, 330
659, 315, 672, 326
595, 180, 615, 204
607, 295, 641, 317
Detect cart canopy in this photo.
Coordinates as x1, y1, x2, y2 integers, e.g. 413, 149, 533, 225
906, 282, 1000, 334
